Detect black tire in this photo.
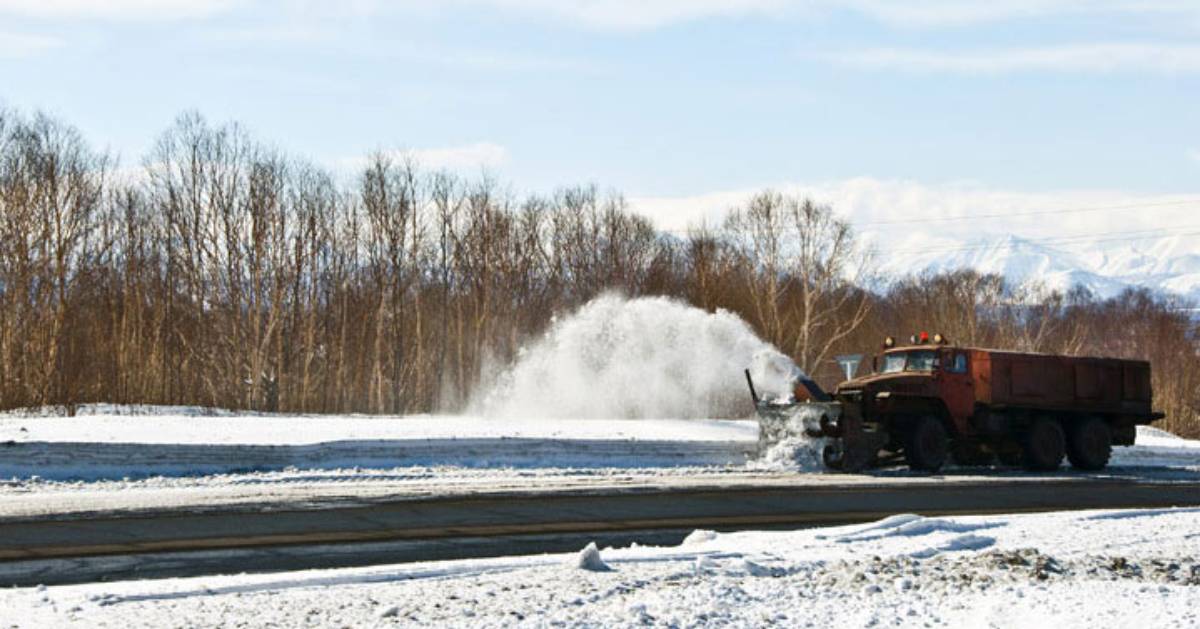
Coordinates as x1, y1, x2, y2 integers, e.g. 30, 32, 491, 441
822, 444, 843, 470
905, 415, 949, 472
950, 440, 994, 467
1022, 417, 1065, 471
1067, 417, 1112, 471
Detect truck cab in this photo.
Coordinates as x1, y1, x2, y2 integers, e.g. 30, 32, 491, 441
836, 341, 977, 436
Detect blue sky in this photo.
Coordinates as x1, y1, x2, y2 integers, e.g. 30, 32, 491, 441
1, 1, 1199, 235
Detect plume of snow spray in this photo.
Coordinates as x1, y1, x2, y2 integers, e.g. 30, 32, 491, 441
473, 294, 803, 420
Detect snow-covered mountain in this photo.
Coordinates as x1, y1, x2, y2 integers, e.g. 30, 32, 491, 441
875, 233, 1200, 302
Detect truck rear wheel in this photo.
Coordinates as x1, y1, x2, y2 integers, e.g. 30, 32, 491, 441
1066, 417, 1112, 471
905, 415, 948, 472
1022, 418, 1065, 471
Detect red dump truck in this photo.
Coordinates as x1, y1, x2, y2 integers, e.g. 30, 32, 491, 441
751, 333, 1164, 473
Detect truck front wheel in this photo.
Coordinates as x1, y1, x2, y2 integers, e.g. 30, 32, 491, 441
905, 415, 948, 472
1066, 417, 1112, 471
1022, 418, 1065, 471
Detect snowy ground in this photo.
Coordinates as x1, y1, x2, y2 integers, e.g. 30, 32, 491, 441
4, 507, 1198, 628
0, 407, 759, 481
0, 405, 756, 444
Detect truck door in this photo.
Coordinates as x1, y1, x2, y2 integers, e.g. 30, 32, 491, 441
939, 351, 975, 429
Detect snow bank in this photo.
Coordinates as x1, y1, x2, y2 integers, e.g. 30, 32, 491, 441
473, 294, 801, 419
825, 515, 1000, 543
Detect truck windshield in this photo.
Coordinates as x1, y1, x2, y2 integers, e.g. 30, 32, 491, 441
881, 351, 938, 373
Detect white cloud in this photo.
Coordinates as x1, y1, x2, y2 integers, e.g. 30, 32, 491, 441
627, 178, 1200, 256
9, 0, 1190, 30
335, 142, 510, 174
430, 0, 1200, 31
201, 23, 333, 45
455, 0, 789, 31
820, 43, 1200, 74
0, 31, 62, 57
0, 0, 237, 20
1190, 149, 1200, 165
832, 0, 1200, 28
409, 142, 509, 170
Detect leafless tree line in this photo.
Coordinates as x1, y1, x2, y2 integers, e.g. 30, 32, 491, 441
0, 109, 1196, 436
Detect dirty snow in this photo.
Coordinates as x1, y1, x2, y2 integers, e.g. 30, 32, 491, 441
4, 507, 1199, 628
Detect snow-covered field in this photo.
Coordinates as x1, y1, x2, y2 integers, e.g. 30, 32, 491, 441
0, 406, 757, 444
5, 507, 1198, 628
0, 407, 760, 481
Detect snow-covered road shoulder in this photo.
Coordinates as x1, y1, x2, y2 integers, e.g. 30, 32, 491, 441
0, 410, 759, 480
6, 507, 1199, 628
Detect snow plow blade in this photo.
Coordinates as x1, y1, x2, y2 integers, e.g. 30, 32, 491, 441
746, 369, 887, 473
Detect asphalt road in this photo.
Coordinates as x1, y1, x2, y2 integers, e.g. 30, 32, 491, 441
3, 474, 1199, 586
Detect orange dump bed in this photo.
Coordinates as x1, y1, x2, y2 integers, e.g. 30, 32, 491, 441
971, 350, 1155, 418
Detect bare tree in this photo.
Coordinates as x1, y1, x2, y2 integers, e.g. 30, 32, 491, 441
1, 107, 1195, 438
726, 191, 873, 374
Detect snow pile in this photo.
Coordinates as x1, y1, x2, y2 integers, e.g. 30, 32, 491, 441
573, 542, 612, 572
474, 294, 800, 419
681, 529, 718, 546
821, 513, 999, 543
